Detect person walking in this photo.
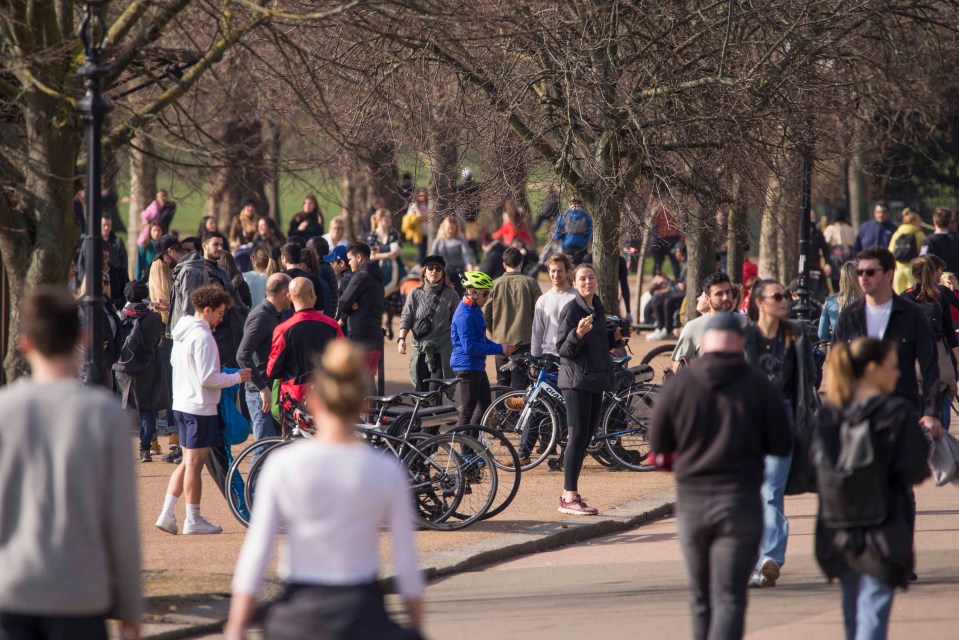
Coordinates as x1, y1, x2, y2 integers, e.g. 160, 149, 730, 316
485, 247, 542, 390
888, 209, 925, 294
398, 255, 460, 391
450, 271, 515, 427
672, 272, 743, 371
237, 273, 292, 452
155, 285, 251, 536
814, 338, 930, 640
149, 252, 180, 461
819, 261, 864, 341
226, 341, 425, 640
531, 252, 577, 358
854, 201, 897, 253
432, 217, 474, 297
368, 209, 407, 340
650, 313, 792, 640
113, 280, 167, 463
552, 196, 593, 262
337, 242, 386, 382
267, 277, 344, 406
555, 263, 621, 516
744, 279, 818, 588
0, 287, 143, 640
921, 206, 959, 274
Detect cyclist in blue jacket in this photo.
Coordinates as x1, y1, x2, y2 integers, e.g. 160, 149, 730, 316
552, 196, 593, 261
450, 271, 516, 426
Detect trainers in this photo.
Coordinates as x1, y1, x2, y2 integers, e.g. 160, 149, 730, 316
161, 444, 182, 464
182, 516, 223, 535
558, 495, 599, 516
646, 329, 666, 341
139, 451, 152, 463
749, 558, 780, 587
517, 455, 531, 467
155, 513, 178, 535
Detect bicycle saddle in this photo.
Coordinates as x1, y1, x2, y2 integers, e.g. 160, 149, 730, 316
421, 377, 463, 390
612, 355, 632, 365
405, 390, 440, 400
367, 394, 402, 405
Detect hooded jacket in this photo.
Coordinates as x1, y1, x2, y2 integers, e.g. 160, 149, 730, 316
650, 351, 792, 491
555, 293, 614, 394
170, 315, 242, 416
336, 261, 386, 347
169, 251, 209, 334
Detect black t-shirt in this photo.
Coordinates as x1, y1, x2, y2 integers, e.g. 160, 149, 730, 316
755, 326, 796, 401
923, 232, 959, 275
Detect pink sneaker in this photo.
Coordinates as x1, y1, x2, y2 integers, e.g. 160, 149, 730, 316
558, 495, 598, 516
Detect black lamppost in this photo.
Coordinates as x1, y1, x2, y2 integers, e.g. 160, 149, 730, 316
76, 0, 112, 385
793, 123, 815, 323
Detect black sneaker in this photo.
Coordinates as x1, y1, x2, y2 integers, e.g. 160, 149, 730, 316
139, 451, 152, 463
161, 444, 182, 464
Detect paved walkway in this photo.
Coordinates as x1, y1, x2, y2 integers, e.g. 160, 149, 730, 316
413, 481, 959, 639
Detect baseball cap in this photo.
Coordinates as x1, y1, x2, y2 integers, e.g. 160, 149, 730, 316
153, 234, 182, 262
323, 245, 348, 263
703, 312, 745, 336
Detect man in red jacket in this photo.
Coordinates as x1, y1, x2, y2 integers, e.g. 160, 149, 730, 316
267, 278, 343, 414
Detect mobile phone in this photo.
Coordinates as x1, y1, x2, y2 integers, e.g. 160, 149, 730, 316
142, 298, 157, 309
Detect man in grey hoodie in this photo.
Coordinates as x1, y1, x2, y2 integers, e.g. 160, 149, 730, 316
155, 285, 250, 536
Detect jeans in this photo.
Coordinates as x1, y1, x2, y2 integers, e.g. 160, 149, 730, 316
562, 389, 603, 492
942, 394, 951, 433
840, 571, 895, 640
496, 343, 531, 390
756, 451, 793, 569
676, 488, 763, 640
138, 409, 156, 453
245, 387, 279, 464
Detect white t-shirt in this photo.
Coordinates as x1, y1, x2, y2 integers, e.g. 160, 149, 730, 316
865, 299, 893, 339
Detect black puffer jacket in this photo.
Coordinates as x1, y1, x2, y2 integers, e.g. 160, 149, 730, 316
813, 396, 930, 588
336, 261, 385, 348
555, 293, 614, 394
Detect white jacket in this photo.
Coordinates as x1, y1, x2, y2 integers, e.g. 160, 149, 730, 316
171, 315, 242, 416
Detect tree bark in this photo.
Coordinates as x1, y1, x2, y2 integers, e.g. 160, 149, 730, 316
424, 128, 458, 246
726, 179, 748, 285
778, 201, 801, 287
586, 192, 623, 318
759, 173, 782, 280
128, 135, 157, 273
683, 212, 716, 324
263, 119, 282, 221
848, 145, 867, 228
204, 117, 269, 230
340, 160, 370, 240
364, 140, 404, 220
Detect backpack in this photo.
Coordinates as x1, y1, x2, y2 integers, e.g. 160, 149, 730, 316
112, 313, 149, 374
829, 244, 855, 272
563, 210, 589, 237
893, 233, 918, 262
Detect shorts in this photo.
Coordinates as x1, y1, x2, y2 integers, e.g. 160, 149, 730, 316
172, 410, 221, 449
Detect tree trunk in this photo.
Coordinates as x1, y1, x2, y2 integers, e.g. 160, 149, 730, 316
263, 119, 282, 221
364, 140, 404, 220
848, 145, 867, 228
586, 192, 623, 317
340, 161, 370, 240
424, 128, 458, 246
128, 136, 157, 274
683, 212, 715, 323
726, 180, 747, 285
778, 201, 801, 287
759, 173, 781, 280
0, 103, 80, 382
204, 117, 269, 230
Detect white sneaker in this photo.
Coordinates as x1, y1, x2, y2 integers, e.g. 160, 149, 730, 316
646, 329, 665, 341
182, 516, 223, 535
155, 513, 178, 535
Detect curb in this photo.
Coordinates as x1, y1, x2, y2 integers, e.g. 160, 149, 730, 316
143, 488, 675, 639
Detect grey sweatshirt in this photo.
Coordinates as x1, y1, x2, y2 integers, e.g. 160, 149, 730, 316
0, 379, 142, 620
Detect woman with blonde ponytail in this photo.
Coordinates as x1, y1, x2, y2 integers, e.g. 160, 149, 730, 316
814, 337, 929, 639
227, 341, 425, 640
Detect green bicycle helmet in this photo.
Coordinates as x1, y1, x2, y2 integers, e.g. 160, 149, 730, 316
461, 271, 494, 290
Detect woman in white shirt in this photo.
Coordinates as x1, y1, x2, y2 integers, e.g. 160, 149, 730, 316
226, 340, 425, 639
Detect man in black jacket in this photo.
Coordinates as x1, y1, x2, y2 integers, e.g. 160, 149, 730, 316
280, 242, 331, 316
832, 247, 942, 436
651, 313, 791, 640
337, 242, 385, 383
920, 207, 959, 275
237, 273, 291, 452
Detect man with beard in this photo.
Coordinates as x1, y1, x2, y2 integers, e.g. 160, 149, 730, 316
672, 272, 744, 372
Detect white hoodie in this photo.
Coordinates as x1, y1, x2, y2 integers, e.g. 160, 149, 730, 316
171, 315, 242, 416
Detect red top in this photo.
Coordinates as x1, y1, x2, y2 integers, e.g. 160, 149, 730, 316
492, 220, 534, 247
267, 309, 344, 402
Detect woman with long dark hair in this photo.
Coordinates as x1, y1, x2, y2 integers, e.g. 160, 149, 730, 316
814, 338, 929, 640
197, 215, 218, 240
368, 209, 406, 340
227, 341, 425, 639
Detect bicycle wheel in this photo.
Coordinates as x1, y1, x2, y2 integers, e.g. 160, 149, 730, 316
413, 433, 497, 530
225, 436, 288, 527
480, 391, 559, 471
640, 343, 675, 386
447, 424, 521, 520
598, 383, 658, 471
402, 435, 465, 529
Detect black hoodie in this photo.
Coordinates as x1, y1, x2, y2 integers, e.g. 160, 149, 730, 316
650, 351, 792, 491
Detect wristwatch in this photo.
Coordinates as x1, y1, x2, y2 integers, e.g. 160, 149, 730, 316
397, 336, 406, 343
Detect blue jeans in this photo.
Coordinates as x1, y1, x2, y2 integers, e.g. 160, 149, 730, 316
942, 394, 951, 433
756, 451, 793, 569
840, 571, 895, 640
138, 409, 156, 453
245, 388, 278, 462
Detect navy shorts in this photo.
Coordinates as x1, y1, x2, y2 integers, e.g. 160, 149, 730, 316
172, 411, 221, 449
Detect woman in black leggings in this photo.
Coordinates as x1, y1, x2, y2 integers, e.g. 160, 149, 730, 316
555, 263, 619, 516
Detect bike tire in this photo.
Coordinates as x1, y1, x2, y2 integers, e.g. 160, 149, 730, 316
225, 436, 288, 527
640, 343, 675, 386
447, 424, 521, 520
402, 435, 466, 529
413, 433, 497, 531
598, 383, 659, 472
480, 390, 560, 471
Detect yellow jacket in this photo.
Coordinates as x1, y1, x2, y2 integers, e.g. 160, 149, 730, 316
402, 210, 423, 245
888, 224, 925, 264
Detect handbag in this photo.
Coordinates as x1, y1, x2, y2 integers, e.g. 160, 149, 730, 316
411, 290, 444, 340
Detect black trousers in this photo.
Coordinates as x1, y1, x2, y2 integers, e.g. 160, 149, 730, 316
562, 389, 603, 492
496, 343, 531, 390
676, 488, 763, 640
648, 292, 685, 333
456, 370, 491, 426
0, 613, 107, 640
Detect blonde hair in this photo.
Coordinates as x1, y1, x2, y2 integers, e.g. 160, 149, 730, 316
311, 341, 368, 419
902, 209, 921, 227
837, 261, 864, 310
148, 259, 173, 325
823, 338, 895, 408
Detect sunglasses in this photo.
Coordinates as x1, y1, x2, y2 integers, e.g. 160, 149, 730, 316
425, 265, 444, 272
763, 293, 787, 302
857, 268, 882, 277
475, 290, 491, 298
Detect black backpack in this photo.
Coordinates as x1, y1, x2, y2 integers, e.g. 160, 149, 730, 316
113, 314, 149, 374
893, 233, 918, 262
